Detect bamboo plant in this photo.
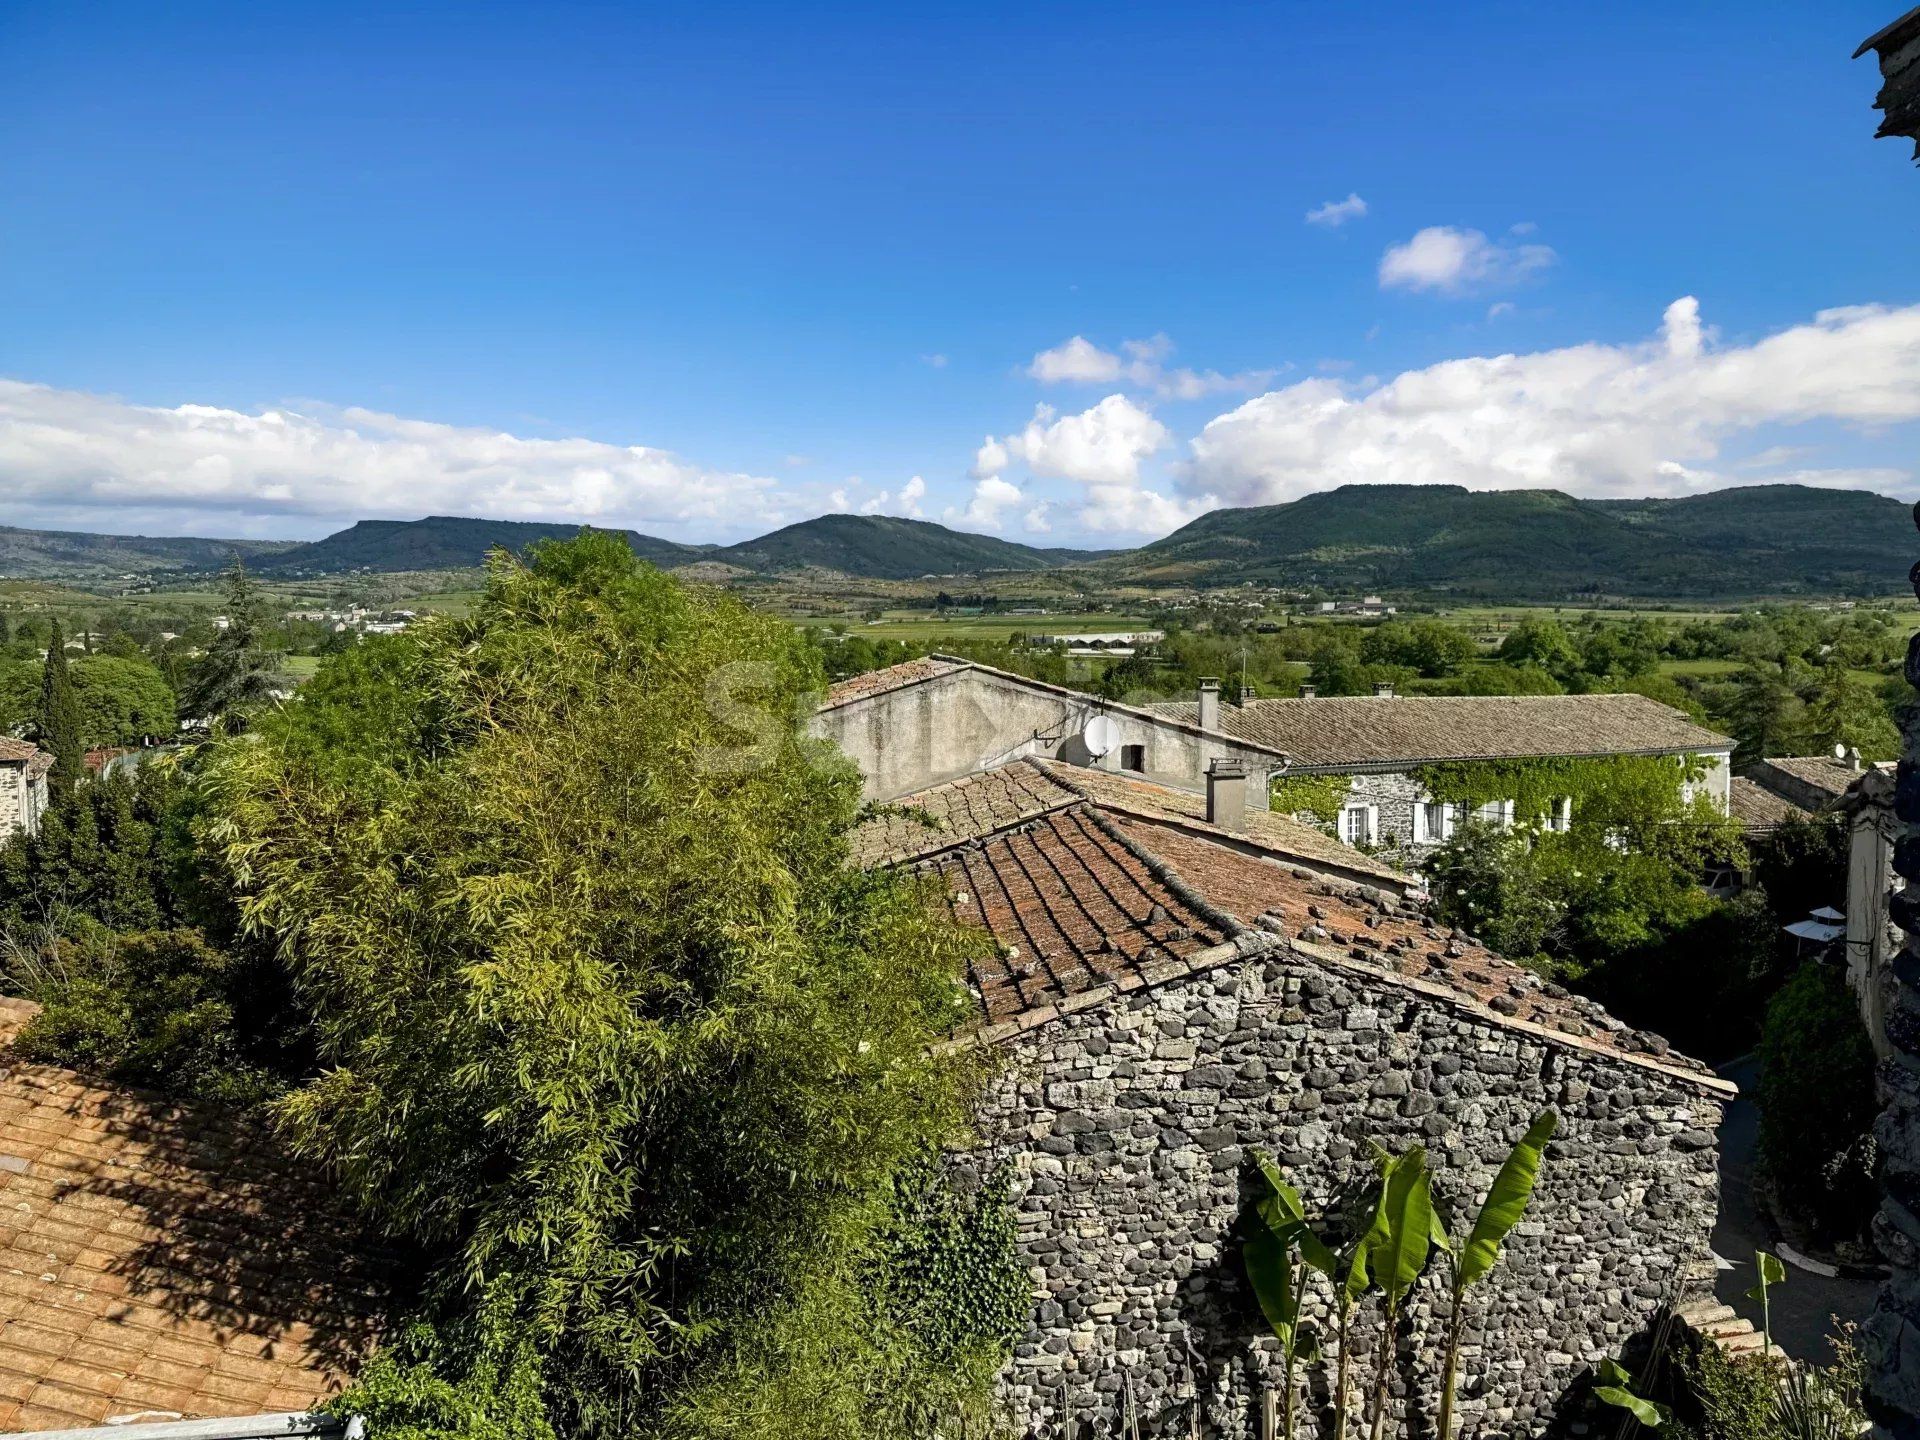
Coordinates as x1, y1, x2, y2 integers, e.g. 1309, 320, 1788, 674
1434, 1110, 1559, 1440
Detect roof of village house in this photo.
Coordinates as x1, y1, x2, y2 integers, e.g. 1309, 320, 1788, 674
0, 737, 44, 765
1728, 777, 1813, 835
857, 761, 1724, 1088
821, 656, 970, 710
1148, 692, 1730, 769
1744, 755, 1875, 808
0, 997, 388, 1434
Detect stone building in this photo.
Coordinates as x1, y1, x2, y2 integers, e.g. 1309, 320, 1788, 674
1148, 687, 1733, 861
852, 752, 1730, 1439
0, 736, 53, 840
1730, 751, 1883, 835
813, 656, 1290, 811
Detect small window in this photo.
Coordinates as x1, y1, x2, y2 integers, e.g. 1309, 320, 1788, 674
1549, 797, 1572, 833
1416, 801, 1451, 843
1120, 744, 1146, 773
1339, 805, 1376, 846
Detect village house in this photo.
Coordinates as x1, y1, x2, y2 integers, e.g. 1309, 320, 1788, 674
811, 656, 1291, 812
852, 750, 1730, 1437
1148, 685, 1734, 861
1729, 750, 1883, 836
0, 737, 52, 842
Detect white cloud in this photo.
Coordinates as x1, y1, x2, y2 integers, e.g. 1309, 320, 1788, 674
921, 353, 949, 368
980, 395, 1197, 534
0, 381, 785, 536
1486, 301, 1516, 321
1023, 502, 1053, 533
1025, 333, 1273, 400
944, 476, 1024, 530
1186, 297, 1920, 506
1306, 193, 1368, 227
858, 474, 928, 518
1379, 225, 1557, 295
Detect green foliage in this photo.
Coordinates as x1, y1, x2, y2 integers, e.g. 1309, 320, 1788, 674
1805, 661, 1899, 761
8, 928, 280, 1103
1678, 1341, 1776, 1440
874, 1161, 1030, 1375
1359, 620, 1476, 678
1270, 773, 1352, 825
1, 653, 178, 748
1756, 964, 1879, 1246
0, 765, 192, 934
182, 559, 281, 727
1725, 665, 1808, 766
201, 533, 1002, 1440
38, 619, 85, 789
1596, 1356, 1667, 1428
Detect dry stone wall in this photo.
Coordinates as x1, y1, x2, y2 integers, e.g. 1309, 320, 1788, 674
967, 948, 1725, 1440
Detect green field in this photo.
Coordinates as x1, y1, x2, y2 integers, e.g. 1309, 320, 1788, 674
817, 610, 1155, 644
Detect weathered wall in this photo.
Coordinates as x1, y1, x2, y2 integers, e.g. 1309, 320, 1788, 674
813, 669, 1278, 808
968, 949, 1724, 1440
0, 765, 24, 839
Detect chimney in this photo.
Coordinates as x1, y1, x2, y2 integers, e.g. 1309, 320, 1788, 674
1299, 682, 1317, 700
1206, 758, 1247, 832
1197, 678, 1221, 732
1373, 681, 1396, 698
1238, 682, 1257, 706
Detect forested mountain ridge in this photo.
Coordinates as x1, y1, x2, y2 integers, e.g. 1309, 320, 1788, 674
1113, 483, 1915, 597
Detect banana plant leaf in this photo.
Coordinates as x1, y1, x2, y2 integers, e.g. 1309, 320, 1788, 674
1244, 1221, 1297, 1348
1745, 1250, 1786, 1303
1458, 1110, 1558, 1290
1253, 1151, 1340, 1274
1369, 1146, 1436, 1300
1594, 1359, 1663, 1427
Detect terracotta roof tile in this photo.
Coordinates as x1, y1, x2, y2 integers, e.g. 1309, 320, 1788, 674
929, 807, 1233, 1025
1150, 693, 1730, 768
1745, 755, 1874, 807
821, 657, 969, 710
0, 1019, 391, 1433
1728, 777, 1813, 834
0, 737, 41, 765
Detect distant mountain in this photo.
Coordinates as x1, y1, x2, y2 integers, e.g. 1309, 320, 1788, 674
1114, 483, 1916, 598
708, 514, 1112, 580
0, 524, 299, 579
250, 515, 705, 576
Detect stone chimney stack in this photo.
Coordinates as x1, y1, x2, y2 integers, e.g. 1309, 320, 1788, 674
1373, 681, 1396, 698
1206, 758, 1247, 832
1197, 678, 1221, 732
1299, 682, 1317, 700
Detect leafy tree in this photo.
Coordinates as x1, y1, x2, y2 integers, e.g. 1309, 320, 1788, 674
202, 534, 1003, 1440
1496, 617, 1581, 678
1806, 660, 1899, 761
1725, 664, 1808, 766
37, 619, 85, 789
1359, 619, 1475, 678
182, 558, 280, 728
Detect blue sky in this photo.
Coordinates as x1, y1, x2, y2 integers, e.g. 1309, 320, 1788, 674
3, 1, 1919, 546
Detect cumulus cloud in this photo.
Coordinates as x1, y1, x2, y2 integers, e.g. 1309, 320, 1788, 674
1306, 193, 1368, 227
1378, 225, 1557, 295
0, 381, 785, 536
1025, 334, 1273, 400
944, 476, 1024, 530
978, 395, 1197, 534
1185, 297, 1920, 506
857, 474, 928, 518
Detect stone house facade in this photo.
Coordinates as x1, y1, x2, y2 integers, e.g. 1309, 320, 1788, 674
852, 752, 1730, 1439
0, 737, 52, 840
814, 657, 1289, 811
1150, 688, 1734, 864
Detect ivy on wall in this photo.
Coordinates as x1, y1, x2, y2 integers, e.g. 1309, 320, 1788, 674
1268, 773, 1352, 825
1409, 753, 1714, 829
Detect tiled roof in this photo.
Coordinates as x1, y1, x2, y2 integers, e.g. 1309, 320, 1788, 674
932, 807, 1234, 1025
25, 751, 53, 782
1745, 755, 1868, 807
0, 737, 41, 765
865, 764, 1719, 1085
821, 657, 969, 710
1149, 693, 1730, 768
1728, 777, 1813, 834
0, 997, 388, 1433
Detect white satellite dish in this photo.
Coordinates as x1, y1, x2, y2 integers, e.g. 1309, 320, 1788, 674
1834, 742, 1849, 761
1083, 714, 1119, 759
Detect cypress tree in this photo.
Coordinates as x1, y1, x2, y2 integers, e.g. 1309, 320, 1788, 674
39, 619, 86, 791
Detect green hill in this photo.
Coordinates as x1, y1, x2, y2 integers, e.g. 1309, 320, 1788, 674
0, 524, 300, 579
1116, 483, 1916, 598
250, 515, 705, 575
708, 514, 1112, 580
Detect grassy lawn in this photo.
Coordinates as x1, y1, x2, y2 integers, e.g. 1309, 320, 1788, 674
1659, 658, 1744, 678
